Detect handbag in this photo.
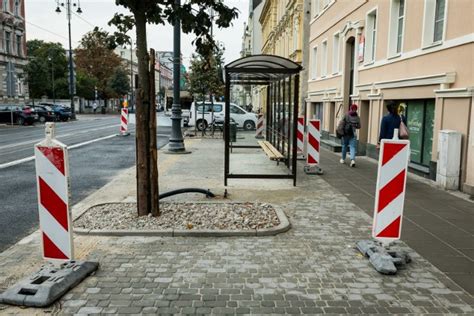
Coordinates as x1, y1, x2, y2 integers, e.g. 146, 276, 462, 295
399, 116, 409, 139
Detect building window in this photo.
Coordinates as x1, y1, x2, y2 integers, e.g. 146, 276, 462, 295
332, 33, 340, 74
322, 0, 330, 8
5, 31, 11, 54
321, 40, 328, 77
293, 18, 299, 51
312, 0, 320, 17
365, 9, 377, 63
422, 0, 447, 46
3, 0, 8, 12
14, 0, 19, 16
311, 46, 318, 80
16, 35, 21, 56
433, 0, 446, 42
388, 0, 406, 57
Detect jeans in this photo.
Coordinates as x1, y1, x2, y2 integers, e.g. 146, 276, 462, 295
341, 137, 357, 161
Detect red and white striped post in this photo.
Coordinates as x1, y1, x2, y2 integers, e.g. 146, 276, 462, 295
297, 116, 305, 159
255, 113, 265, 139
304, 119, 323, 175
34, 123, 74, 262
372, 134, 410, 243
120, 107, 130, 136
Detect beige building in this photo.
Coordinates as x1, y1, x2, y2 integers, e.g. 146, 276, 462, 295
306, 0, 474, 195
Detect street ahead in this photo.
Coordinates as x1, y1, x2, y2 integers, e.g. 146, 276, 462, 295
0, 114, 172, 252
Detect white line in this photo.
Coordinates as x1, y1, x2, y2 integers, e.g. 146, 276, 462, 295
0, 134, 118, 169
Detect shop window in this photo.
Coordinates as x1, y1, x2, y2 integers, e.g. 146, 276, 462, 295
364, 9, 378, 63
406, 100, 435, 166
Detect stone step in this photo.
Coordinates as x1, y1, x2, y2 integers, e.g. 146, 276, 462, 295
321, 139, 343, 152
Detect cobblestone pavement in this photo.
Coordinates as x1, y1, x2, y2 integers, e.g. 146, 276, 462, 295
0, 139, 473, 315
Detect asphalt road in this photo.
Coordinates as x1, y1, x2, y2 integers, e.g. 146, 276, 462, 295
0, 114, 172, 252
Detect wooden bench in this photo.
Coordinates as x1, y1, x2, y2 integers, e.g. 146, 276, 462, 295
258, 141, 285, 162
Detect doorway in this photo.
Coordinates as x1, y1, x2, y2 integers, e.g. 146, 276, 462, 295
343, 37, 355, 108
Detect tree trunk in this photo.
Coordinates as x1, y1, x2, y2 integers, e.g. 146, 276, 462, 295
149, 49, 159, 216
134, 7, 154, 216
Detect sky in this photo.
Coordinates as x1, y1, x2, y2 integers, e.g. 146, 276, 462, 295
25, 0, 249, 68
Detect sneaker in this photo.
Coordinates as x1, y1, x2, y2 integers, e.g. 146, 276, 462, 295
340, 159, 344, 164
350, 160, 356, 167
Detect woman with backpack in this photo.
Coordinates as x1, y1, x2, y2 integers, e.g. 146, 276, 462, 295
337, 104, 361, 167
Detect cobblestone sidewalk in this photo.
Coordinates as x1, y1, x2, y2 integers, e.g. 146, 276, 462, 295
0, 139, 473, 315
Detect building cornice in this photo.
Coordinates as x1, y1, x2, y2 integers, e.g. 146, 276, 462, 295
434, 87, 474, 98
356, 72, 456, 91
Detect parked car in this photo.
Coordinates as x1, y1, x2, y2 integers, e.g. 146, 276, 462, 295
188, 102, 257, 131
29, 105, 55, 123
39, 103, 72, 121
0, 105, 37, 125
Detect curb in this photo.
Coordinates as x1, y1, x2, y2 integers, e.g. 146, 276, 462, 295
73, 203, 291, 237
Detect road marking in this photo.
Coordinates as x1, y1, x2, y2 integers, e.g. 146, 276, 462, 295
0, 134, 118, 169
0, 124, 122, 150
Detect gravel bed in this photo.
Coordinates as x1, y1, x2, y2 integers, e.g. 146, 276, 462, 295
75, 202, 280, 231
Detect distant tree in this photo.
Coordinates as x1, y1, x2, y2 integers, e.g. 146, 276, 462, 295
26, 40, 68, 100
108, 67, 130, 97
75, 27, 123, 103
109, 0, 239, 217
76, 71, 98, 100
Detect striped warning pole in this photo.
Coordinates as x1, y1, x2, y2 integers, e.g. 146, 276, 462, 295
297, 116, 305, 159
120, 107, 130, 136
34, 123, 74, 261
304, 119, 323, 175
255, 114, 265, 139
372, 136, 410, 243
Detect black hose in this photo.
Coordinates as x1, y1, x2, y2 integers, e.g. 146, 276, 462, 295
159, 188, 216, 200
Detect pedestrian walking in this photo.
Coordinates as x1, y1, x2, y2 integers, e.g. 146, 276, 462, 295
378, 101, 408, 147
93, 101, 98, 114
336, 104, 361, 167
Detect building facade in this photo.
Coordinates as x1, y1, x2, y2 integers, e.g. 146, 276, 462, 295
0, 0, 28, 103
306, 0, 474, 194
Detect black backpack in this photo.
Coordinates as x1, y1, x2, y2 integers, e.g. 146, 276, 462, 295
343, 117, 354, 137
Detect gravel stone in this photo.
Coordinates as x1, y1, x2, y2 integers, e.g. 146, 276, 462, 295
75, 202, 280, 231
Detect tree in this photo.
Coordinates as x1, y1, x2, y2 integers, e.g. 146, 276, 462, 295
76, 71, 98, 100
75, 28, 123, 103
26, 40, 69, 100
108, 67, 131, 97
188, 44, 225, 101
109, 1, 238, 217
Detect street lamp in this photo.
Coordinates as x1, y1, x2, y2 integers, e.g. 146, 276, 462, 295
48, 56, 56, 105
55, 0, 82, 119
168, 0, 186, 153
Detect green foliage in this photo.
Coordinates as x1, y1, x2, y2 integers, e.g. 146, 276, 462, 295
76, 71, 98, 100
188, 45, 225, 99
109, 1, 239, 57
75, 28, 124, 100
26, 40, 68, 99
108, 67, 130, 97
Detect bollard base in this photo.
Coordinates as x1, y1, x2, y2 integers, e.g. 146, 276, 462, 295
0, 260, 99, 307
117, 132, 130, 137
304, 165, 324, 175
356, 240, 411, 275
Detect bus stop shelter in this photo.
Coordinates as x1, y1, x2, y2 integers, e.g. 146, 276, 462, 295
224, 55, 302, 186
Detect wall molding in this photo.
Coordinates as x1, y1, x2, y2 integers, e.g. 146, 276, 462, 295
357, 72, 456, 91
434, 87, 474, 98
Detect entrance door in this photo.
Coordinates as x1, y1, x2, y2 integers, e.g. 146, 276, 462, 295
343, 37, 356, 107
406, 100, 435, 166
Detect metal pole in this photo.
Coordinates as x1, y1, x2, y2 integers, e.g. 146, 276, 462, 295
168, 0, 186, 152
67, 0, 75, 119
130, 42, 134, 111
52, 61, 56, 105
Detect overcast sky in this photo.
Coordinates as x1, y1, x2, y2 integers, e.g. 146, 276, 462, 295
25, 0, 249, 68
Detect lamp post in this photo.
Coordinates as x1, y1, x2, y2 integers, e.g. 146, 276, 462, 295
129, 41, 135, 112
48, 56, 56, 105
55, 0, 82, 120
168, 0, 186, 153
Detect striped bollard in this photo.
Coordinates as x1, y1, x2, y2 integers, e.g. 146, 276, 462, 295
297, 116, 305, 160
304, 119, 323, 175
255, 114, 265, 139
372, 136, 410, 243
34, 123, 74, 261
120, 107, 130, 136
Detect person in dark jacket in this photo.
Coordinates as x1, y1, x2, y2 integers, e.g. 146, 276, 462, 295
340, 104, 361, 167
378, 101, 407, 145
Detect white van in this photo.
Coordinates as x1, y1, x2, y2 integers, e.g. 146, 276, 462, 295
188, 102, 257, 131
